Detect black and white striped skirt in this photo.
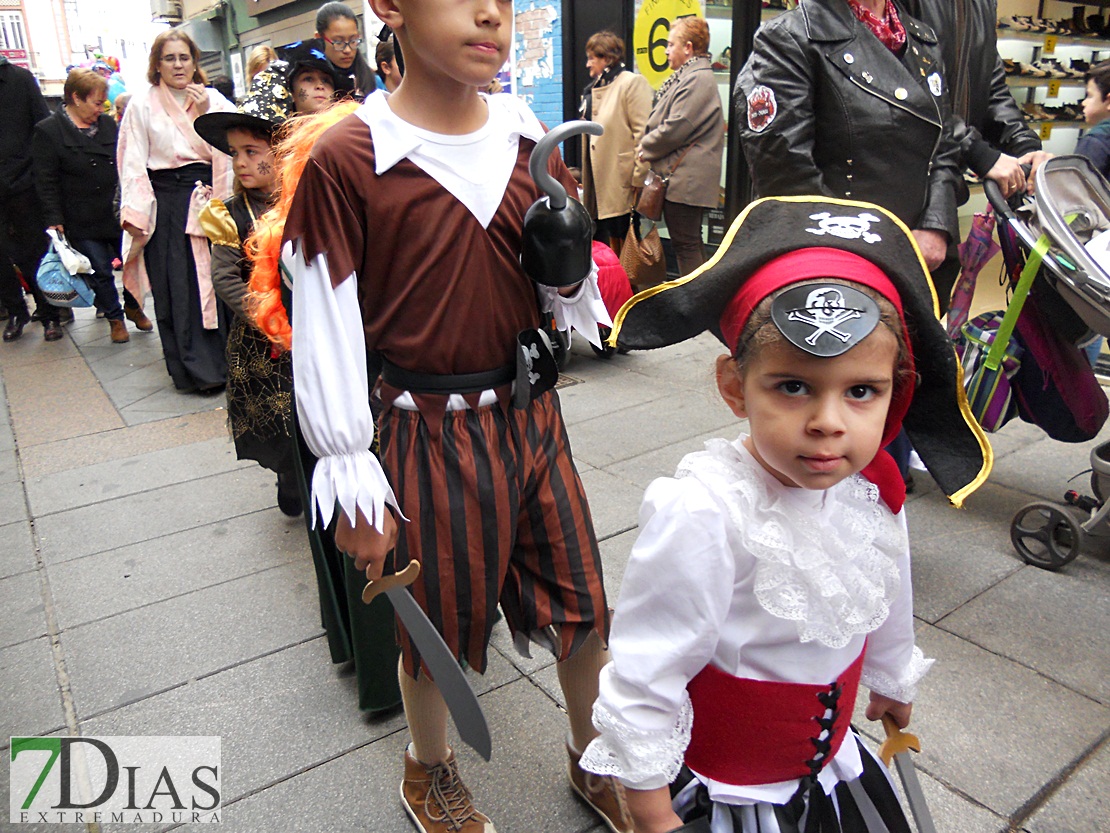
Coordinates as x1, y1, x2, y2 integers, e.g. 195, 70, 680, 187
671, 734, 912, 833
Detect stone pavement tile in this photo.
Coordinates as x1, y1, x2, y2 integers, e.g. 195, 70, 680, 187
0, 412, 14, 452
49, 508, 307, 629
989, 419, 1110, 503
0, 333, 81, 369
119, 388, 225, 426
0, 570, 46, 648
874, 626, 1110, 818
82, 350, 166, 384
606, 426, 746, 491
1024, 736, 1110, 833
577, 467, 643, 542
25, 436, 248, 517
103, 378, 178, 410
82, 637, 409, 806
180, 679, 600, 833
0, 447, 18, 483
904, 483, 1027, 623
558, 363, 677, 427
0, 519, 34, 580
983, 417, 1051, 464
4, 357, 125, 446
937, 563, 1110, 705
34, 466, 277, 565
0, 478, 28, 523
18, 409, 228, 479
598, 527, 637, 601
569, 393, 736, 470
909, 769, 1010, 833
0, 637, 67, 742
488, 617, 556, 676
63, 558, 325, 716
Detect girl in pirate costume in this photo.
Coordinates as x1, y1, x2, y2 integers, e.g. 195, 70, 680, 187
579, 196, 992, 833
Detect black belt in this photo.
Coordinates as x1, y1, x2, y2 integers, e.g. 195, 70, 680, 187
380, 359, 515, 395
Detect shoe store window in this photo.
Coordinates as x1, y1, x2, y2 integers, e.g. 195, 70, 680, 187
996, 2, 1110, 158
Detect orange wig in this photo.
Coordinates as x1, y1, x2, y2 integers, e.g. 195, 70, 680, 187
245, 100, 361, 351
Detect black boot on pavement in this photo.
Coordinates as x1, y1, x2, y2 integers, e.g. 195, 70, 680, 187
43, 320, 63, 342
3, 311, 29, 341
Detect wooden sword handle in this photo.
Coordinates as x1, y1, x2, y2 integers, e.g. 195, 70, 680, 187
877, 714, 922, 767
362, 560, 421, 604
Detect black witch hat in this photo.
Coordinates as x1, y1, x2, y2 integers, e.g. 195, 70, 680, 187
194, 68, 289, 156
610, 195, 992, 507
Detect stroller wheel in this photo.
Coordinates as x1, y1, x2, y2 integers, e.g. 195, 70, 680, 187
1010, 502, 1082, 571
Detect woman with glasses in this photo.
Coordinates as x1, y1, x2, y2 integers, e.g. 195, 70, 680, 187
117, 29, 236, 392
314, 2, 375, 100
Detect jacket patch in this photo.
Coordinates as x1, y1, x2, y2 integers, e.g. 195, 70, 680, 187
927, 72, 942, 97
747, 85, 777, 133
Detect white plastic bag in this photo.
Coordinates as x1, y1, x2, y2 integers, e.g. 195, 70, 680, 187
46, 228, 92, 275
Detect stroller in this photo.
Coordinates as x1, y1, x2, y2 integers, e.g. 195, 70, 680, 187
981, 155, 1110, 570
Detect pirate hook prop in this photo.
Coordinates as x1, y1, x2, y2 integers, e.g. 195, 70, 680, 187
607, 195, 993, 507
521, 120, 604, 288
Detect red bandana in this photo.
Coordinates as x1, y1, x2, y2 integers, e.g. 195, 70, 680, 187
846, 0, 906, 55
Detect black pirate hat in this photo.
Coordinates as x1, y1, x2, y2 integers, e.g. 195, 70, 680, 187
194, 68, 289, 156
611, 195, 992, 507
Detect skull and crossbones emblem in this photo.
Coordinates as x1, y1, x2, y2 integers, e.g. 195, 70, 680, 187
787, 287, 862, 346
805, 212, 882, 243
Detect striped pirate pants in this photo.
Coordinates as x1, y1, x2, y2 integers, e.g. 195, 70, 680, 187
379, 388, 609, 678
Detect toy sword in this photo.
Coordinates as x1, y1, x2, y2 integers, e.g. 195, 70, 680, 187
363, 561, 492, 761
878, 715, 938, 833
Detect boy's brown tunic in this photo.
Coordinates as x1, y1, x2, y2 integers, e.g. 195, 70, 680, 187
283, 111, 608, 676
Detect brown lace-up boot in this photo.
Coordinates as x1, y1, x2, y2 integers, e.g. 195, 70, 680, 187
566, 741, 633, 833
400, 748, 496, 833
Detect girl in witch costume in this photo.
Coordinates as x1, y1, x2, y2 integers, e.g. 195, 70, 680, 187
239, 99, 405, 717
194, 76, 300, 515
579, 196, 992, 833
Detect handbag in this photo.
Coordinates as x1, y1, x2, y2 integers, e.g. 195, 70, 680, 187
620, 215, 667, 292
36, 230, 95, 308
953, 233, 1048, 432
635, 146, 693, 222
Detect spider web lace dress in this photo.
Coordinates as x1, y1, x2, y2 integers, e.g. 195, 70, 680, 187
579, 436, 932, 832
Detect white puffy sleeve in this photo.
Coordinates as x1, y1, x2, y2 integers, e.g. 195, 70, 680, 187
579, 476, 735, 789
860, 509, 933, 703
534, 260, 612, 348
285, 243, 399, 531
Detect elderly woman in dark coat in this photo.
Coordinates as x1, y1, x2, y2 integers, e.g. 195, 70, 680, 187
637, 17, 725, 277
736, 0, 961, 275
32, 68, 153, 344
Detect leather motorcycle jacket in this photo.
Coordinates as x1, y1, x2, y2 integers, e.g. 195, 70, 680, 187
736, 0, 960, 241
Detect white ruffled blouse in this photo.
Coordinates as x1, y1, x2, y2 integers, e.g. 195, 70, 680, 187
579, 435, 932, 804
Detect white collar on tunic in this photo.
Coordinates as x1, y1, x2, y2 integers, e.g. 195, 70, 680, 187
355, 89, 547, 175
676, 435, 905, 649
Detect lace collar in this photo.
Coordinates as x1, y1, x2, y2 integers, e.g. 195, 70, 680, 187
675, 436, 904, 648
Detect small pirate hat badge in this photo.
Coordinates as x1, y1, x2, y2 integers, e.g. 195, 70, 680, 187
610, 196, 992, 507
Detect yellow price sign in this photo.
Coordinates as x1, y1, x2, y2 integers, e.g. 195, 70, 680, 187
633, 0, 704, 89
1043, 34, 1058, 54
1039, 122, 1053, 140
1047, 79, 1061, 98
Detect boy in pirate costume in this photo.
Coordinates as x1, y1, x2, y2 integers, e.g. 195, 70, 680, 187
279, 1, 625, 832
580, 196, 991, 832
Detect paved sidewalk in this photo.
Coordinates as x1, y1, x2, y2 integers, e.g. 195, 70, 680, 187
1, 305, 1108, 833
